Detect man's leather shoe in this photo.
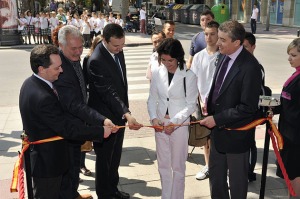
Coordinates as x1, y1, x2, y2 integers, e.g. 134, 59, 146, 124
76, 193, 93, 199
111, 191, 130, 199
80, 166, 92, 176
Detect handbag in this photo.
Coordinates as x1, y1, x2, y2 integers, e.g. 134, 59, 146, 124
183, 75, 210, 148
188, 106, 211, 147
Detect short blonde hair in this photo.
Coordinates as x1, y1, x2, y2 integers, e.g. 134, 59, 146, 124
287, 38, 300, 54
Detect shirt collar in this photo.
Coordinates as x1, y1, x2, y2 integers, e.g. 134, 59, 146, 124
227, 45, 243, 61
34, 73, 53, 89
102, 41, 115, 58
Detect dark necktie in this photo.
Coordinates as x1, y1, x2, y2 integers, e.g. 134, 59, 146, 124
114, 55, 124, 83
211, 56, 231, 105
52, 87, 59, 99
72, 61, 87, 103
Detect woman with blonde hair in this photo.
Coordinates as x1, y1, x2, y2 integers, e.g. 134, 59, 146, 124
276, 38, 300, 198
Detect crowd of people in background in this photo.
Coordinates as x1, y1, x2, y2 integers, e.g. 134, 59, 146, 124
16, 0, 126, 48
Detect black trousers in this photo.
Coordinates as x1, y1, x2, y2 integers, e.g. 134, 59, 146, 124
94, 127, 125, 198
251, 18, 257, 34
66, 144, 81, 199
33, 176, 62, 199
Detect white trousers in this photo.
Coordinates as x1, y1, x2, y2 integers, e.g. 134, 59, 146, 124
155, 118, 189, 199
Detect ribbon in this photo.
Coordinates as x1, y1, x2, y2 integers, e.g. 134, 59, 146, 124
268, 129, 296, 196
11, 118, 293, 196
226, 117, 283, 150
10, 136, 63, 193
226, 117, 295, 196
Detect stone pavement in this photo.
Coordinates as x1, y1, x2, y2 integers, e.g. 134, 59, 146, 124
1, 22, 299, 199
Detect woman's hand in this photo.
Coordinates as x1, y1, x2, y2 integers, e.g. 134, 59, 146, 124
152, 118, 164, 132
164, 122, 175, 135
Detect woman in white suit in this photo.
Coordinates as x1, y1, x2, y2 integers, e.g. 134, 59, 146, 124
147, 38, 198, 199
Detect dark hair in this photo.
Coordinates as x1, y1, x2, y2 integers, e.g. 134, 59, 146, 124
151, 30, 166, 39
30, 45, 59, 74
219, 20, 245, 45
206, 21, 219, 29
244, 32, 256, 46
201, 10, 215, 19
102, 23, 125, 42
156, 38, 185, 70
164, 20, 175, 26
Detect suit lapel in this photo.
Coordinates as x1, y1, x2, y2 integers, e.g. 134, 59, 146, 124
217, 50, 247, 98
159, 66, 169, 95
168, 67, 185, 93
32, 75, 58, 99
100, 42, 126, 86
218, 63, 239, 97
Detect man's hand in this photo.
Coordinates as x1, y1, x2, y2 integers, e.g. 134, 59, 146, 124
199, 116, 216, 129
103, 126, 112, 138
152, 118, 164, 132
164, 122, 175, 135
104, 118, 118, 133
124, 113, 143, 130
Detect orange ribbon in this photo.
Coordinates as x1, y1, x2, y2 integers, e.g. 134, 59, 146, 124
10, 136, 63, 193
226, 117, 283, 150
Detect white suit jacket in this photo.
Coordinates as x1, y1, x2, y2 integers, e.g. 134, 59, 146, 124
147, 64, 198, 124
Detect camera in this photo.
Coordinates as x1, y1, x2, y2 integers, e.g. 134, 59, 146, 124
259, 95, 280, 107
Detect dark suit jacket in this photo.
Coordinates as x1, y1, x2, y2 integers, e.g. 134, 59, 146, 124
87, 41, 130, 125
277, 75, 300, 145
207, 48, 262, 153
19, 75, 105, 178
54, 51, 107, 144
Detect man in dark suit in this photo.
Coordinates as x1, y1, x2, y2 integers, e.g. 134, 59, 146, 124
87, 24, 142, 199
200, 21, 262, 199
54, 25, 116, 199
19, 45, 113, 199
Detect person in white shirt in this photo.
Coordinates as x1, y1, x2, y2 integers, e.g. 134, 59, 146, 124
146, 31, 166, 80
108, 12, 115, 23
71, 13, 81, 30
16, 13, 28, 44
250, 4, 259, 34
95, 13, 104, 36
140, 5, 146, 34
25, 10, 35, 44
34, 13, 41, 44
115, 14, 124, 28
81, 15, 91, 48
40, 12, 49, 44
190, 21, 220, 181
49, 11, 59, 33
103, 15, 110, 28
89, 12, 97, 43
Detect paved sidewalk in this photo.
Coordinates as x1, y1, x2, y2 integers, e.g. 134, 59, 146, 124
1, 22, 298, 199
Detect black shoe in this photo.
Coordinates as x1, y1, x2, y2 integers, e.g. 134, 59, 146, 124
111, 191, 130, 199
